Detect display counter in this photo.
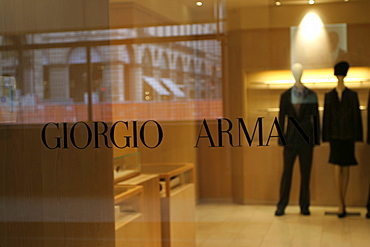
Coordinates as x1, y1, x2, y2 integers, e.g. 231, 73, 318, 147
142, 163, 196, 247
117, 174, 162, 247
114, 185, 144, 247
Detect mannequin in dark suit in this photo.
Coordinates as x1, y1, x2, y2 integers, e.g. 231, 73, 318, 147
322, 61, 363, 218
367, 187, 370, 218
367, 92, 370, 219
275, 63, 320, 216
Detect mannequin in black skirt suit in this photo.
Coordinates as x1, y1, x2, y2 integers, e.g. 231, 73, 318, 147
367, 189, 370, 218
322, 61, 363, 218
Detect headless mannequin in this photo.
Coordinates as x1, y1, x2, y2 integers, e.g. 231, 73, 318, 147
334, 74, 349, 216
292, 63, 304, 115
292, 63, 304, 90
323, 61, 362, 218
336, 75, 346, 101
276, 63, 318, 216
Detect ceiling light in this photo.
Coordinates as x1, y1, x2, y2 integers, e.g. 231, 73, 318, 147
300, 12, 323, 41
275, 1, 282, 6
308, 0, 315, 4
196, 1, 203, 6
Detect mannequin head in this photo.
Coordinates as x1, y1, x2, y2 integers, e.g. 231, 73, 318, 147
334, 61, 349, 78
292, 63, 303, 82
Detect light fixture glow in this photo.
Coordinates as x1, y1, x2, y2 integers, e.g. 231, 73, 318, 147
196, 1, 203, 6
275, 1, 282, 6
299, 12, 323, 41
308, 0, 315, 4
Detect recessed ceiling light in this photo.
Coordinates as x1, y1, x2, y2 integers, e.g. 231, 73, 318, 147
275, 1, 282, 6
308, 0, 315, 4
196, 1, 203, 6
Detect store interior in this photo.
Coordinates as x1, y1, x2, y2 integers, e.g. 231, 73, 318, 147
0, 0, 370, 246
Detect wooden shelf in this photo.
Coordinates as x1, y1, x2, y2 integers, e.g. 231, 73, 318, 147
115, 212, 142, 230
114, 185, 143, 232
114, 185, 143, 204
142, 163, 194, 197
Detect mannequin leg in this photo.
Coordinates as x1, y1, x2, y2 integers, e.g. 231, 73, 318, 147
276, 146, 297, 215
334, 165, 349, 216
367, 182, 370, 218
298, 146, 313, 215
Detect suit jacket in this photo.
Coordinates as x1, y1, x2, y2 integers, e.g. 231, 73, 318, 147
279, 86, 320, 147
322, 88, 363, 142
367, 91, 370, 144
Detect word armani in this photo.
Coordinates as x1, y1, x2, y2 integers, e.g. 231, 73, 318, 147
41, 117, 319, 149
195, 117, 320, 147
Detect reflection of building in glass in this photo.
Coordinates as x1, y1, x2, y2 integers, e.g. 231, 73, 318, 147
0, 23, 223, 122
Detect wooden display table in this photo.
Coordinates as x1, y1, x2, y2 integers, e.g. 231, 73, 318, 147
117, 174, 162, 247
141, 163, 196, 247
114, 185, 144, 247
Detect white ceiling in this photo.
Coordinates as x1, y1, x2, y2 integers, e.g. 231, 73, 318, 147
163, 0, 363, 9
225, 0, 361, 8
179, 0, 363, 17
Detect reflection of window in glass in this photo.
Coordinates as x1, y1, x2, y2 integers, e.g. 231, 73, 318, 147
142, 49, 154, 101
69, 64, 87, 102
188, 60, 195, 99
0, 36, 22, 94
176, 57, 184, 98
43, 66, 50, 99
199, 63, 206, 99
160, 53, 170, 78
68, 47, 103, 103
0, 23, 223, 122
160, 53, 171, 100
123, 45, 134, 102
93, 63, 104, 101
210, 66, 217, 99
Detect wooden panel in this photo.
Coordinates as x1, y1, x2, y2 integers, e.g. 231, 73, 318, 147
138, 122, 198, 197
0, 125, 44, 246
196, 120, 233, 201
161, 184, 196, 247
119, 174, 162, 247
0, 125, 115, 247
109, 2, 172, 29
242, 28, 291, 71
139, 122, 197, 164
0, 0, 109, 34
115, 215, 145, 247
347, 24, 370, 66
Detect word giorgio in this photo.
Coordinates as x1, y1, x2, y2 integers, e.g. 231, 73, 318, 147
41, 121, 163, 149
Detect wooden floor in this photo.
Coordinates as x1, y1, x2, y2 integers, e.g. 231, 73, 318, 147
196, 203, 370, 247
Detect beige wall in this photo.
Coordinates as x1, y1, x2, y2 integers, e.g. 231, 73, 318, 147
1, 4, 370, 243
0, 2, 116, 246
0, 125, 115, 247
109, 0, 216, 27
0, 0, 109, 33
211, 1, 370, 206
227, 2, 370, 31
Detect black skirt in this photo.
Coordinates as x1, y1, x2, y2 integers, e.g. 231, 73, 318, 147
329, 139, 358, 166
